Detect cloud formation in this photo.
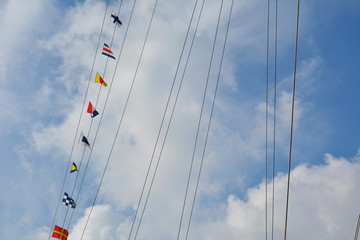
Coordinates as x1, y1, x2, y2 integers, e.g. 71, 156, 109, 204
1, 0, 359, 239
62, 152, 360, 240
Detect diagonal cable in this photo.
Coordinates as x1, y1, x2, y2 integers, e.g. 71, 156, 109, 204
125, 0, 200, 239
265, 0, 271, 238
65, 0, 125, 230
47, 0, 110, 238
184, 0, 234, 239
131, 0, 207, 239
354, 214, 360, 240
78, 0, 160, 238
283, 0, 301, 239
271, 0, 278, 239
176, 0, 224, 239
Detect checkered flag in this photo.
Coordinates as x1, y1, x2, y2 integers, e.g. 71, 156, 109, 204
62, 192, 76, 209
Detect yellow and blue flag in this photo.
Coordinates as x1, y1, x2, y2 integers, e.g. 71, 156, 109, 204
70, 162, 78, 173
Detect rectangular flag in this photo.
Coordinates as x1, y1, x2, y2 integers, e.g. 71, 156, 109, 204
102, 43, 116, 60
62, 192, 76, 208
94, 72, 108, 87
70, 162, 78, 173
52, 225, 69, 240
79, 132, 91, 149
87, 101, 99, 118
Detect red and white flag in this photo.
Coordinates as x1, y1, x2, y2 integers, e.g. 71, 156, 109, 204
87, 101, 99, 118
102, 43, 116, 60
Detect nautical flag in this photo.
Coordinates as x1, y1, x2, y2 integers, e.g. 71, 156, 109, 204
87, 101, 99, 118
102, 43, 116, 60
62, 192, 76, 208
79, 132, 91, 148
70, 162, 78, 173
94, 72, 108, 87
111, 11, 122, 27
52, 225, 69, 240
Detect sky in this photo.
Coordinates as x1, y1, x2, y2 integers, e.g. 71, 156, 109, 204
0, 0, 359, 239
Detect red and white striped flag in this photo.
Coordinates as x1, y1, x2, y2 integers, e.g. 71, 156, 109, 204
102, 43, 116, 60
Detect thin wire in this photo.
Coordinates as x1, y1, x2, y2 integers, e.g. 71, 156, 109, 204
63, 75, 107, 227
62, 145, 87, 228
125, 0, 200, 239
265, 0, 270, 238
64, 0, 134, 232
283, 0, 301, 239
65, 1, 124, 230
184, 0, 234, 239
354, 214, 360, 240
79, 0, 159, 238
131, 0, 207, 239
47, 0, 110, 238
77, 0, 138, 235
271, 0, 278, 239
176, 0, 224, 239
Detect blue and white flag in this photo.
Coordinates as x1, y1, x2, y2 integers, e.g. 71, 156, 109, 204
62, 192, 76, 208
79, 132, 91, 149
102, 43, 116, 60
111, 11, 122, 27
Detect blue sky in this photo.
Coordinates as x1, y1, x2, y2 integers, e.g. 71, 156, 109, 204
0, 0, 359, 239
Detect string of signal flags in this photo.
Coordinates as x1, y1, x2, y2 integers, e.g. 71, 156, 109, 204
51, 11, 121, 240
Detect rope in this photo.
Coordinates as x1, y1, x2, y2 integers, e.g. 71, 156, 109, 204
184, 0, 234, 239
271, 0, 278, 239
131, 0, 207, 238
62, 146, 86, 228
175, 0, 224, 239
283, 0, 301, 239
125, 0, 200, 239
265, 0, 270, 238
65, 0, 124, 230
47, 1, 110, 238
354, 214, 360, 240
54, 0, 137, 234
79, 0, 160, 238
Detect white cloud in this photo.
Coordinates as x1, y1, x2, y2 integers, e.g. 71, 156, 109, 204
1, 0, 359, 239
66, 152, 360, 240
187, 152, 360, 240
0, 0, 57, 130
25, 226, 50, 240
28, 0, 326, 225
69, 204, 127, 240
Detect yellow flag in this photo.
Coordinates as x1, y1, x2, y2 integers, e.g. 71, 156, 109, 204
95, 73, 108, 87
70, 162, 78, 173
